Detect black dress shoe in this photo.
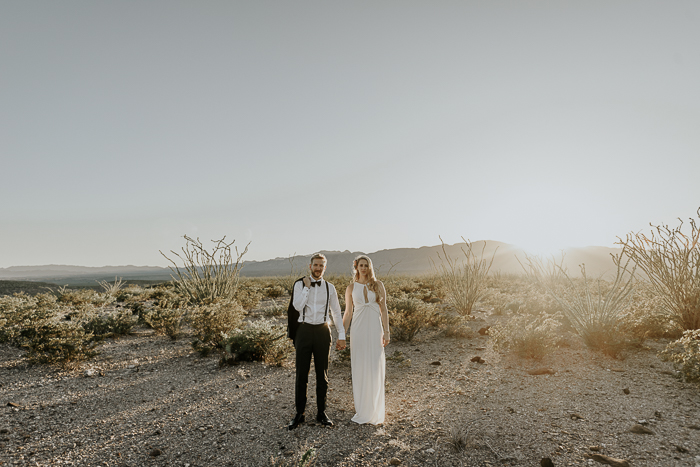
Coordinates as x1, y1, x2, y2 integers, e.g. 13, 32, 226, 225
288, 413, 305, 430
316, 414, 333, 427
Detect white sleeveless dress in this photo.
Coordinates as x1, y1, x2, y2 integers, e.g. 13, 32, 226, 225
350, 282, 386, 425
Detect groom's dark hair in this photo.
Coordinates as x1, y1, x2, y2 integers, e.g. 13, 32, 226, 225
310, 253, 327, 264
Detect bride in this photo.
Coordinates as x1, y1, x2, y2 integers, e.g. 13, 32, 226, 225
343, 255, 390, 425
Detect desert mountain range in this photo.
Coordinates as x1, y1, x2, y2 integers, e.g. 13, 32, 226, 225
0, 241, 624, 286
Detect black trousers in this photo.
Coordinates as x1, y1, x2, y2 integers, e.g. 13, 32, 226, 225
294, 322, 331, 416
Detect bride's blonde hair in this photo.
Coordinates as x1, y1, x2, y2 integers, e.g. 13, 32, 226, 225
353, 255, 381, 302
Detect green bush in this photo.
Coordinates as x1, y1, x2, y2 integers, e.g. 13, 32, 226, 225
220, 318, 293, 366
661, 329, 700, 383
56, 287, 113, 309
80, 308, 138, 340
490, 312, 561, 360
143, 305, 185, 340
26, 320, 98, 367
263, 284, 286, 299
234, 283, 263, 310
388, 294, 436, 341
0, 293, 60, 346
188, 299, 245, 356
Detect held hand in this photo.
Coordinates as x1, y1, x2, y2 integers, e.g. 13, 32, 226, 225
382, 333, 390, 347
336, 339, 346, 351
303, 276, 311, 288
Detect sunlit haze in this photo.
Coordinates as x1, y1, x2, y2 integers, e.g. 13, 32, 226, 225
1, 1, 699, 267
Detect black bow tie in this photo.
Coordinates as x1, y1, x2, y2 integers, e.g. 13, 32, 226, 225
310, 281, 321, 287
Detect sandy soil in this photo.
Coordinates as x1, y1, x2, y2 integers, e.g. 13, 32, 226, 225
1, 303, 699, 467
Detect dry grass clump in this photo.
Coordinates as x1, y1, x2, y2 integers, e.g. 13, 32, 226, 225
433, 237, 495, 316
661, 329, 700, 383
489, 312, 561, 360
161, 235, 248, 305
618, 209, 700, 331
56, 286, 114, 309
388, 294, 436, 341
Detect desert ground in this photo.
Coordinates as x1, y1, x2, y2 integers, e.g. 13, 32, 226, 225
1, 293, 699, 467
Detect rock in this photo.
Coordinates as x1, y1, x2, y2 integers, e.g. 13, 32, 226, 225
471, 356, 485, 364
430, 361, 441, 366
6, 402, 21, 408
688, 424, 700, 430
674, 445, 688, 453
622, 388, 630, 395
425, 448, 435, 454
389, 458, 401, 465
478, 327, 491, 335
0, 428, 9, 434
589, 446, 601, 451
84, 369, 99, 378
584, 453, 631, 467
149, 448, 163, 457
540, 457, 554, 467
570, 413, 584, 420
527, 368, 555, 375
629, 424, 654, 435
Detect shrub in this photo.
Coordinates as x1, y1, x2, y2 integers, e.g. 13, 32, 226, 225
433, 237, 495, 316
220, 318, 293, 366
115, 284, 146, 303
618, 209, 700, 331
388, 294, 435, 341
188, 299, 245, 356
262, 304, 287, 318
234, 282, 263, 310
161, 235, 248, 305
143, 305, 185, 340
97, 277, 126, 297
490, 312, 561, 360
80, 308, 138, 340
56, 287, 113, 309
263, 284, 286, 299
0, 293, 60, 346
26, 320, 98, 367
661, 330, 700, 383
621, 285, 682, 341
522, 254, 635, 356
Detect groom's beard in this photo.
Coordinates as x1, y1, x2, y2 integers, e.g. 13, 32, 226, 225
311, 271, 323, 280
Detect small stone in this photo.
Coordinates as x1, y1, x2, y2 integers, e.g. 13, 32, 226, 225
430, 361, 441, 366
589, 446, 601, 451
471, 356, 485, 364
0, 428, 9, 434
540, 458, 554, 467
629, 424, 654, 435
149, 448, 162, 457
6, 402, 21, 408
584, 453, 630, 467
527, 368, 555, 375
675, 445, 688, 453
84, 369, 99, 378
389, 458, 401, 466
425, 448, 435, 454
478, 327, 490, 335
570, 413, 584, 420
622, 388, 630, 395
688, 424, 700, 430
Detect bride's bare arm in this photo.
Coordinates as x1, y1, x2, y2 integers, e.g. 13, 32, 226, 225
343, 282, 354, 331
378, 281, 390, 344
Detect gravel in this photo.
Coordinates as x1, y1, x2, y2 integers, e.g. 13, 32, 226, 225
1, 308, 699, 466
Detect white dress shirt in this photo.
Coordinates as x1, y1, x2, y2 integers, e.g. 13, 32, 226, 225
292, 278, 346, 340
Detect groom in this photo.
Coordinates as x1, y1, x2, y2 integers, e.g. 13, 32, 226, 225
289, 253, 346, 429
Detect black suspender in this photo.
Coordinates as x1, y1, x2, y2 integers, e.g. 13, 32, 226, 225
301, 280, 330, 324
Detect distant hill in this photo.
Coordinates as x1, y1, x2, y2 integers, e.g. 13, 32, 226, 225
0, 241, 624, 286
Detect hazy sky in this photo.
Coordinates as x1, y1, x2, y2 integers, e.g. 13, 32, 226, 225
2, 1, 699, 268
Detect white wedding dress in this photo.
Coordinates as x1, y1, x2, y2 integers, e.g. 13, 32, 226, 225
350, 282, 386, 425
